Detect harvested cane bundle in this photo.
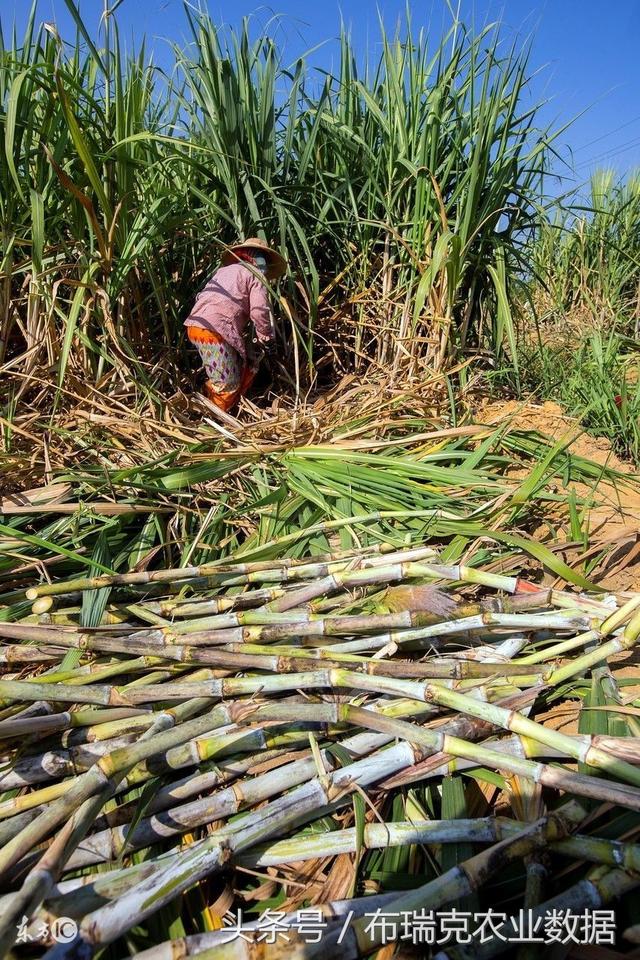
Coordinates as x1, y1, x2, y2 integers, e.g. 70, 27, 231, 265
0, 540, 639, 958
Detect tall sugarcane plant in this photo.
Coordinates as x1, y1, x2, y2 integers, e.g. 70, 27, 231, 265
1, 0, 554, 401
533, 170, 640, 331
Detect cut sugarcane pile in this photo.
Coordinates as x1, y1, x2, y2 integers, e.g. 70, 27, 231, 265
2, 543, 640, 958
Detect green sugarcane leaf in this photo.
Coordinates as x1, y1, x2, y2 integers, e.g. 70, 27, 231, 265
62, 0, 105, 69
461, 768, 507, 791
510, 433, 575, 504
29, 188, 44, 275
579, 676, 607, 774
56, 265, 96, 393
0, 520, 115, 574
81, 530, 114, 628
438, 778, 478, 909
54, 74, 112, 223
119, 777, 165, 863
480, 529, 601, 591
487, 247, 519, 381
4, 70, 27, 203
582, 704, 640, 718
350, 790, 366, 898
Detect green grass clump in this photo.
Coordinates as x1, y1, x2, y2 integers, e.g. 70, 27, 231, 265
489, 331, 640, 463
560, 332, 640, 463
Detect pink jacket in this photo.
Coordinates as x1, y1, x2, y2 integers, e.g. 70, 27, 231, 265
184, 262, 274, 359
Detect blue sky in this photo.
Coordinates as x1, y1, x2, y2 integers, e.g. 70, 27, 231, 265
5, 0, 640, 188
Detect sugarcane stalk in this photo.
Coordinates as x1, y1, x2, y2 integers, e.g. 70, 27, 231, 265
0, 720, 324, 795
381, 725, 640, 789
435, 867, 640, 960
519, 628, 600, 662
0, 645, 59, 663
116, 800, 589, 960
5, 701, 501, 873
158, 586, 287, 617
0, 703, 238, 877
345, 799, 589, 957
346, 705, 640, 810
0, 687, 536, 814
13, 707, 631, 911
0, 709, 179, 952
0, 732, 138, 790
36, 745, 415, 950
0, 720, 334, 820
239, 816, 640, 873
0, 617, 585, 671
22, 544, 430, 601
547, 604, 640, 686
172, 610, 587, 646
157, 596, 571, 640
523, 594, 640, 665
337, 670, 640, 787
24, 555, 520, 614
5, 531, 640, 959
35, 707, 491, 871
21, 699, 532, 949
222, 644, 546, 678
96, 819, 640, 960
50, 875, 404, 960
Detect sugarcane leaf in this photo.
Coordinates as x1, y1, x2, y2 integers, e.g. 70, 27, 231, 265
440, 777, 469, 870
350, 789, 366, 898
54, 74, 112, 223
0, 520, 114, 574
461, 768, 507, 790
325, 743, 355, 768
487, 246, 519, 381
80, 530, 114, 629
118, 777, 165, 862
510, 433, 575, 505
582, 705, 640, 718
56, 265, 96, 393
4, 70, 27, 203
62, 0, 105, 68
481, 529, 601, 591
30, 189, 44, 274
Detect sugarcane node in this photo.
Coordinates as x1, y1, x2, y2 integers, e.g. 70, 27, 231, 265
547, 809, 575, 842
229, 702, 262, 724
230, 782, 246, 805
108, 690, 135, 708
276, 656, 294, 672
326, 778, 355, 803
76, 921, 99, 951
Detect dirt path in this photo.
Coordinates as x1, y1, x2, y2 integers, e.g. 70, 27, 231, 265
472, 400, 640, 736
473, 398, 640, 591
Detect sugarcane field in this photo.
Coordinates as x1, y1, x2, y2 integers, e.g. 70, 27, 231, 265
2, 0, 640, 958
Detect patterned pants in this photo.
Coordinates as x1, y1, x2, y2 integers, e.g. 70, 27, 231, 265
187, 326, 256, 411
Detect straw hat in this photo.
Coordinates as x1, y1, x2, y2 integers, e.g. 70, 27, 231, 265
221, 237, 287, 280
